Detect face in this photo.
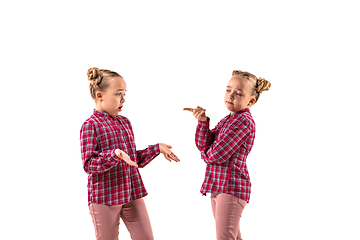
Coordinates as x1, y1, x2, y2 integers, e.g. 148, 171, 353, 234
224, 75, 256, 114
95, 77, 127, 117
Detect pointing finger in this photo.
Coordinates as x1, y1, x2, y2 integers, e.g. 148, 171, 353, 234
183, 108, 194, 112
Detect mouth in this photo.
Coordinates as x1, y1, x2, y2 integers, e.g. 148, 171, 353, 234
118, 106, 123, 111
226, 101, 234, 105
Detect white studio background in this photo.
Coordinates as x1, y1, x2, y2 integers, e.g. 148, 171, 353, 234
1, 0, 359, 239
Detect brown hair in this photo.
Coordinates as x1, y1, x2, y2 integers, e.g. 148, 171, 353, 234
87, 67, 123, 99
232, 70, 271, 103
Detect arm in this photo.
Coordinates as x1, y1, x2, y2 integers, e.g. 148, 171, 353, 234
196, 118, 251, 165
195, 118, 215, 151
123, 116, 179, 167
184, 106, 214, 149
137, 143, 180, 167
80, 121, 122, 174
136, 144, 161, 168
122, 117, 161, 168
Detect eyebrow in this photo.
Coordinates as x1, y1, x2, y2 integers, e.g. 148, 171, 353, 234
227, 86, 243, 92
117, 89, 127, 91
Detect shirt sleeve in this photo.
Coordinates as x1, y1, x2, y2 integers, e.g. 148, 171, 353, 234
195, 118, 215, 151
80, 121, 121, 174
121, 117, 161, 168
195, 117, 251, 165
136, 144, 161, 168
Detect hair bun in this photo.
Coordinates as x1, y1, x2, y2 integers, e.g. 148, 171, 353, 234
87, 67, 103, 86
232, 70, 243, 76
256, 77, 271, 93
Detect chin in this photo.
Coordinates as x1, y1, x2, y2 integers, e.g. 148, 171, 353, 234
225, 106, 233, 112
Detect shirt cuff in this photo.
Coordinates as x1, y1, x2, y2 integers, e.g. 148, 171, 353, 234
198, 117, 210, 126
150, 143, 161, 156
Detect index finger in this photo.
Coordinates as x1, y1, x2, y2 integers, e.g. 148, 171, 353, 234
183, 108, 194, 112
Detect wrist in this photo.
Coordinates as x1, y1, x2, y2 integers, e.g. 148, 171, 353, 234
158, 143, 165, 154
199, 117, 209, 122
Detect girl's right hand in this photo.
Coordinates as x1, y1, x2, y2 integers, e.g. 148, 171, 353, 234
115, 149, 138, 168
183, 106, 207, 122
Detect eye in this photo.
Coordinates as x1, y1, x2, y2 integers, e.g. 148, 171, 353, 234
226, 89, 230, 93
236, 93, 243, 96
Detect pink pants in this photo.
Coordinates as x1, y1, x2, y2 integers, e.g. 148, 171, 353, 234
89, 198, 153, 240
211, 193, 247, 240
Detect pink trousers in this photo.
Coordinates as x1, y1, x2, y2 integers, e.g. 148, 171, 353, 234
211, 193, 247, 240
89, 198, 153, 240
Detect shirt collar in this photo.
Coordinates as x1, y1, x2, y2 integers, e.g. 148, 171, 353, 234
231, 108, 250, 116
93, 109, 113, 119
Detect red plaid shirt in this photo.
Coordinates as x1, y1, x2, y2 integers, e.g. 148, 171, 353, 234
80, 110, 160, 205
195, 108, 255, 202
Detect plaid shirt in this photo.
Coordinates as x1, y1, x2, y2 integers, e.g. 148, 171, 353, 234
80, 110, 160, 205
195, 108, 255, 202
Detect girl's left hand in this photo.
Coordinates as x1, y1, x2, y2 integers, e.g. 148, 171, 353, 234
159, 143, 180, 162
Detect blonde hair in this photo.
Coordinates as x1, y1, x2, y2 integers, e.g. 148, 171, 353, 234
232, 70, 271, 103
87, 67, 123, 99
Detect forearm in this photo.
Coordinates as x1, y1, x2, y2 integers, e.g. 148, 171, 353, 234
200, 126, 250, 165
82, 149, 121, 174
200, 145, 230, 165
195, 118, 214, 151
136, 144, 160, 168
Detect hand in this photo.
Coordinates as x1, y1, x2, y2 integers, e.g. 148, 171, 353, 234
183, 106, 207, 121
159, 143, 180, 162
115, 149, 138, 168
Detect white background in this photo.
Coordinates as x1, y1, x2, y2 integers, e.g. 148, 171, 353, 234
1, 0, 359, 239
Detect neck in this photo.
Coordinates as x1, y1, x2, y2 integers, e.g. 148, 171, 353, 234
95, 104, 114, 119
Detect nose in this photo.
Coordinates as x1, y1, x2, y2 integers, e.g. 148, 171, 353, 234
229, 92, 235, 100
120, 94, 125, 103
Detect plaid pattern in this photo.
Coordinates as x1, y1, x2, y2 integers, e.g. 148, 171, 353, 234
195, 108, 255, 202
80, 110, 160, 205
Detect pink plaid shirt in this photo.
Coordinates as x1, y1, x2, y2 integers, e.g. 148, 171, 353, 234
195, 108, 255, 202
80, 110, 160, 205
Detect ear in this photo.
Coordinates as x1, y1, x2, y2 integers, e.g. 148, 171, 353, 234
96, 91, 103, 102
247, 97, 256, 107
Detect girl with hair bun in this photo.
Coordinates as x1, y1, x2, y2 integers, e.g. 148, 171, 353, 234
80, 67, 180, 240
184, 70, 270, 240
